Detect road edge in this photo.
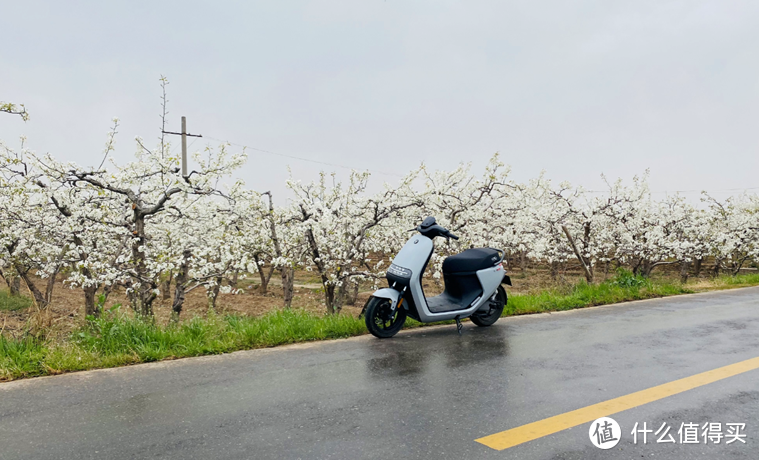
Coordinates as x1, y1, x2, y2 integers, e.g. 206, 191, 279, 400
2, 284, 758, 389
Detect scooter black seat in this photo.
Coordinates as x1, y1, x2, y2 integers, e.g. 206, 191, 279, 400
442, 248, 501, 274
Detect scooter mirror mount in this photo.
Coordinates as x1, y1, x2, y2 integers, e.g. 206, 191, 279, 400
420, 216, 437, 228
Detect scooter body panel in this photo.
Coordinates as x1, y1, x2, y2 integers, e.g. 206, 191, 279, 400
387, 235, 504, 323
475, 264, 505, 310
390, 235, 434, 276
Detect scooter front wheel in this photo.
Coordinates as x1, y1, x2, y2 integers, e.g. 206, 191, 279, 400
364, 296, 407, 338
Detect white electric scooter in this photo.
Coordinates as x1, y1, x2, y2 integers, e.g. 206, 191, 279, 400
363, 216, 511, 338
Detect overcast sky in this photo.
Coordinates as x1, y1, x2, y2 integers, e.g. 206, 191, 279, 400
2, 1, 757, 202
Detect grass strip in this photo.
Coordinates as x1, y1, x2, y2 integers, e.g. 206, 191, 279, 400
1, 272, 758, 381
506, 271, 691, 315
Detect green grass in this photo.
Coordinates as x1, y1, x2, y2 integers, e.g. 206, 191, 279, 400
505, 270, 691, 315
0, 289, 32, 311
0, 309, 367, 380
2, 271, 758, 381
710, 272, 759, 288
0, 335, 47, 378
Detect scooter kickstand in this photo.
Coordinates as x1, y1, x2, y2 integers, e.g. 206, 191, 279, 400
455, 316, 463, 335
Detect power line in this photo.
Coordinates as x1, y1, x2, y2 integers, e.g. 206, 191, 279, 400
204, 136, 403, 177
202, 136, 758, 193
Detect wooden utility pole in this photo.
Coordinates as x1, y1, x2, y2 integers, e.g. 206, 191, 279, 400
181, 117, 188, 176
163, 116, 202, 177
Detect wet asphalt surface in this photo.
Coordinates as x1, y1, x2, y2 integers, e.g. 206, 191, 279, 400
1, 287, 758, 460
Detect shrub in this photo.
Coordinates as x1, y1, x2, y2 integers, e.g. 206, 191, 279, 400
610, 268, 650, 288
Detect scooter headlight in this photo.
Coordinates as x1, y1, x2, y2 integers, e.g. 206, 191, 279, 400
387, 264, 412, 279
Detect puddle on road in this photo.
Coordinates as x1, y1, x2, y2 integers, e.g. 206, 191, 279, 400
364, 326, 510, 379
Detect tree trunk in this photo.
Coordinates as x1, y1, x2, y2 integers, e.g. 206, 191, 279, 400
640, 260, 654, 278
84, 284, 98, 317
550, 261, 559, 281
1, 269, 20, 295
254, 255, 269, 294
693, 257, 703, 277
519, 250, 527, 273
15, 265, 50, 310
208, 275, 223, 310
324, 284, 338, 314
281, 266, 294, 309
712, 258, 721, 277
304, 224, 338, 314
335, 265, 353, 308
161, 272, 172, 301
135, 284, 156, 317
171, 250, 191, 321
730, 256, 748, 276
130, 215, 156, 317
68, 235, 101, 317
632, 258, 642, 276
335, 276, 351, 311
265, 190, 289, 304
680, 260, 691, 284
345, 278, 360, 306
561, 225, 594, 284
9, 276, 20, 296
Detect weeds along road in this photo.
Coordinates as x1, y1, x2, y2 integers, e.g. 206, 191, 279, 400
1, 288, 758, 460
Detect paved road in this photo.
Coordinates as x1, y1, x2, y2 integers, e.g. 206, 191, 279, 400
1, 288, 758, 459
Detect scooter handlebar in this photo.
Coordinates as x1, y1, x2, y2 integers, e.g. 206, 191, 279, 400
414, 219, 459, 240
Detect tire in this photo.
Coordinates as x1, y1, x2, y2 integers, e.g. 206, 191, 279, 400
364, 296, 407, 338
470, 286, 506, 327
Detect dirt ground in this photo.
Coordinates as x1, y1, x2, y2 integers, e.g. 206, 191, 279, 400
0, 272, 354, 341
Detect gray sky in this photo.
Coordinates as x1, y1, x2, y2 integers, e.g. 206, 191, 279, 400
2, 1, 758, 202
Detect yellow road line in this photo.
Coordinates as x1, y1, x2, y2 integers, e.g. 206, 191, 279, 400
476, 356, 759, 451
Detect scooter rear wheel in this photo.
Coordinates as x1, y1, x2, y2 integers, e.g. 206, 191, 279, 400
470, 286, 506, 327
364, 296, 407, 338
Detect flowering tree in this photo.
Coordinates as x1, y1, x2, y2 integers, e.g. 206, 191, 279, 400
518, 175, 576, 279
1, 101, 29, 121
234, 191, 309, 308
410, 154, 517, 279
0, 136, 81, 310
703, 194, 759, 276
34, 128, 246, 316
289, 169, 422, 314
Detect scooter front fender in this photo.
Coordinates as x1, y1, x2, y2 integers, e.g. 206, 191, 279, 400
360, 288, 402, 318
371, 288, 401, 310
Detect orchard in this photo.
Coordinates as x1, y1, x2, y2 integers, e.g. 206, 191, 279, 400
1, 106, 758, 321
